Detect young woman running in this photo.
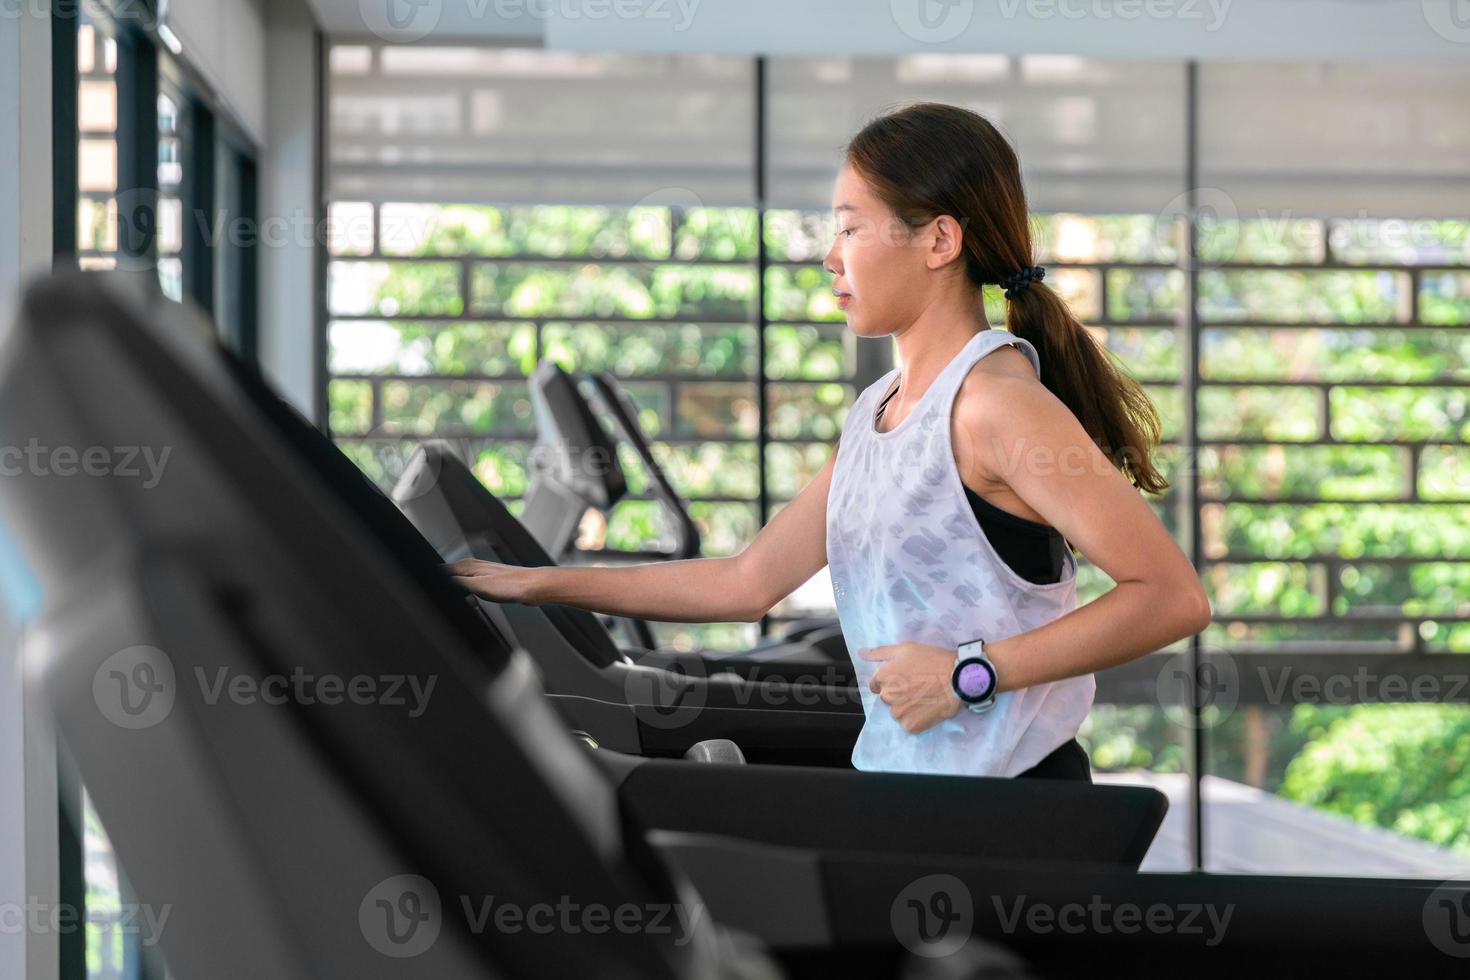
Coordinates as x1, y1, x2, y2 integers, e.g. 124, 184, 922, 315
448, 102, 1212, 780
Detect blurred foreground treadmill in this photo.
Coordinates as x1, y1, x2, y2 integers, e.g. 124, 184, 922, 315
4, 272, 1461, 979
525, 359, 844, 654
396, 439, 862, 766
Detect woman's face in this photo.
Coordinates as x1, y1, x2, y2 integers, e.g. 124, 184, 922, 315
824, 162, 936, 339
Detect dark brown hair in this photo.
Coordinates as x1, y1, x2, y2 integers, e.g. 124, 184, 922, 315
846, 102, 1168, 494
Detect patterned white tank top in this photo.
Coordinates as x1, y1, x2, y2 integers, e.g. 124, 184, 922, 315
825, 328, 1096, 777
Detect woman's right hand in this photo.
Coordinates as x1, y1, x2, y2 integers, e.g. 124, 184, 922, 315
444, 559, 540, 606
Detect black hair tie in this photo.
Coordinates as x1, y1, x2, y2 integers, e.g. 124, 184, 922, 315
1001, 265, 1046, 300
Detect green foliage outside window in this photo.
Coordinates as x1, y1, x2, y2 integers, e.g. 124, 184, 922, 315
328, 202, 1470, 861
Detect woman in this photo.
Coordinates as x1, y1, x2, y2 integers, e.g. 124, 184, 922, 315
449, 103, 1211, 781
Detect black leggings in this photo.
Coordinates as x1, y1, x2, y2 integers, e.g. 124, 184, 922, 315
1016, 737, 1092, 782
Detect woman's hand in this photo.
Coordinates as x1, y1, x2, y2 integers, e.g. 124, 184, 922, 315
444, 559, 540, 606
859, 641, 965, 735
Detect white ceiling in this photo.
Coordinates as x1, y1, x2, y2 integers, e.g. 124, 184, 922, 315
312, 0, 1470, 63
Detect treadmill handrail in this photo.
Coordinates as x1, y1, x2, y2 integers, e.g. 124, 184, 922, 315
585, 371, 702, 561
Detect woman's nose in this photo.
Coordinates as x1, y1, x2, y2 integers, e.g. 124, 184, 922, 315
823, 240, 842, 276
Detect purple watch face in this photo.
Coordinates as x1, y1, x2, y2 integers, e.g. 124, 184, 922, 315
957, 661, 995, 700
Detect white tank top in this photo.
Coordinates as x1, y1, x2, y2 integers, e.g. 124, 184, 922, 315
825, 328, 1096, 777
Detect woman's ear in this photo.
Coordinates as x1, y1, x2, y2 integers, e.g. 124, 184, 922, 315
926, 214, 967, 271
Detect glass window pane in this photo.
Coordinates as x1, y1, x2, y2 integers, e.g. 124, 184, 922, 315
1206, 704, 1470, 876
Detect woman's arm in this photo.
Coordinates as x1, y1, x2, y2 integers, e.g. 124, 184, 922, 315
956, 371, 1213, 692
449, 445, 841, 625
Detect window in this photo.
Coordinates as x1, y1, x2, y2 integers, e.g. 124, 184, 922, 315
56, 8, 263, 979
321, 46, 1470, 878
155, 85, 183, 301
326, 45, 762, 652
75, 14, 119, 269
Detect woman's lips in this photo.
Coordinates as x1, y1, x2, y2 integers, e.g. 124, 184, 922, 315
836, 292, 852, 310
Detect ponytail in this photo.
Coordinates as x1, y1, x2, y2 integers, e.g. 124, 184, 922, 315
1006, 283, 1169, 494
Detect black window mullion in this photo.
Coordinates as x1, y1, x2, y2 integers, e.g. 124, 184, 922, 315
51, 4, 78, 261
236, 154, 259, 362
115, 27, 159, 274
1183, 58, 1205, 876
57, 763, 84, 980
183, 98, 215, 314
754, 55, 771, 638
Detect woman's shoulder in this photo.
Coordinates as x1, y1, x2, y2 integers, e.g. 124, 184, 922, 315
974, 339, 1038, 381
951, 347, 1066, 460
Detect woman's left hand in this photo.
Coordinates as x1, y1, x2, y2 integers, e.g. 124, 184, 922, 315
858, 641, 965, 735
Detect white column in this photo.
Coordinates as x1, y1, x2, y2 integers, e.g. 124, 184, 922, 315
0, 6, 59, 980
257, 0, 323, 421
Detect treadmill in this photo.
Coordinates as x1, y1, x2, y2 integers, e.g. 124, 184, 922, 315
524, 359, 844, 657
395, 439, 862, 767
6, 271, 1464, 978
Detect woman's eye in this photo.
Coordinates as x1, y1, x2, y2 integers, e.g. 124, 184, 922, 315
839, 228, 854, 238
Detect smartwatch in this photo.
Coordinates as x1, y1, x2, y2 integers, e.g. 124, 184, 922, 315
952, 638, 998, 715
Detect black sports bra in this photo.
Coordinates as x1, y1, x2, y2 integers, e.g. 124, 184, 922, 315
875, 384, 1068, 585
